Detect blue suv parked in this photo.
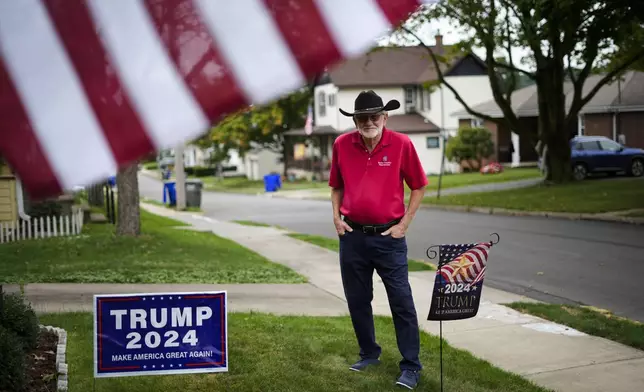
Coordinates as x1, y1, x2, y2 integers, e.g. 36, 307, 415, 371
570, 136, 644, 180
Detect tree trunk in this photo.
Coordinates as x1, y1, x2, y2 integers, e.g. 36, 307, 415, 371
116, 163, 141, 236
544, 128, 572, 183
537, 59, 572, 184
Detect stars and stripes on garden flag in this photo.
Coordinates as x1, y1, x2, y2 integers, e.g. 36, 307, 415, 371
427, 240, 495, 321
438, 242, 490, 285
0, 0, 438, 200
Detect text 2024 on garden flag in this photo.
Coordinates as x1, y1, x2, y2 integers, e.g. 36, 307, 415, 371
427, 239, 495, 321
0, 0, 438, 200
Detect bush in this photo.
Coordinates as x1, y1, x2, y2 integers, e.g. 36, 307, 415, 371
185, 166, 216, 177
0, 325, 27, 392
0, 292, 40, 351
446, 126, 494, 170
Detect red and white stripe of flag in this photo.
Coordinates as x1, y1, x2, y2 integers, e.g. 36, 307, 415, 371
305, 104, 313, 136
440, 243, 491, 285
0, 0, 437, 200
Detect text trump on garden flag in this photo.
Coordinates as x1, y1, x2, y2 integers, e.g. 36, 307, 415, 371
427, 239, 495, 321
94, 291, 227, 378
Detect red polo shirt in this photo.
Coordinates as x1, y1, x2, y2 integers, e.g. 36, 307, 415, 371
328, 127, 428, 225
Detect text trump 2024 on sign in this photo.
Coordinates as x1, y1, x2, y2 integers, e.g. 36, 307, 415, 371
94, 291, 227, 378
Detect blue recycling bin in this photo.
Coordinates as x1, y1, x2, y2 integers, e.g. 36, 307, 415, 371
163, 181, 177, 206
107, 175, 116, 187
263, 174, 281, 192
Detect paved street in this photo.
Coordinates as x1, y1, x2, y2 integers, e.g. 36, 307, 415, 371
140, 174, 644, 322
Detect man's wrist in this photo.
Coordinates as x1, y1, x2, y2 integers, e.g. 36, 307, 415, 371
399, 217, 411, 229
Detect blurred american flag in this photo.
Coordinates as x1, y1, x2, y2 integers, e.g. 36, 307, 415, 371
0, 0, 437, 199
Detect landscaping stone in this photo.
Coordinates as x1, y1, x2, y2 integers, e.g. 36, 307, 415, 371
40, 324, 69, 392
89, 212, 108, 224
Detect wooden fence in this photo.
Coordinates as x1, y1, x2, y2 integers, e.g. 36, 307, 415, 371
0, 209, 85, 244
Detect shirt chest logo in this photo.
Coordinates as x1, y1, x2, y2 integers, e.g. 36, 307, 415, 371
378, 155, 392, 167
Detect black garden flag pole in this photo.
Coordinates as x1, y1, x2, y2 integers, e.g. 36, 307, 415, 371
425, 233, 500, 392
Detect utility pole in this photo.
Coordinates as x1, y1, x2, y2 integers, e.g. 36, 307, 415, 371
174, 143, 186, 210
436, 84, 446, 200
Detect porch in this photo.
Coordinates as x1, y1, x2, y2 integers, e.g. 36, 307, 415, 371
282, 125, 342, 181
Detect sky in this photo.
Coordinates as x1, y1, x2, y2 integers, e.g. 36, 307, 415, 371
378, 14, 535, 72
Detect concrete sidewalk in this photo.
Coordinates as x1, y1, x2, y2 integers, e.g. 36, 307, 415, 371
262, 178, 544, 201
10, 202, 643, 392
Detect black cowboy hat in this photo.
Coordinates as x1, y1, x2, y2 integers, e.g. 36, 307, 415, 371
339, 90, 400, 117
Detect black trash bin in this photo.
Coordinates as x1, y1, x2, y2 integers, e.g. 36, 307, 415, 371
185, 179, 203, 208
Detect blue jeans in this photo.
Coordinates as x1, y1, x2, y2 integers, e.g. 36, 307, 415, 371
339, 229, 422, 371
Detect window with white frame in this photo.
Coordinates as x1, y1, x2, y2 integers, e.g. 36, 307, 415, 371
404, 86, 416, 113
318, 91, 326, 116
471, 117, 484, 127
328, 93, 336, 107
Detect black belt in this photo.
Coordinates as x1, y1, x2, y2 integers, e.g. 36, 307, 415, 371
343, 217, 401, 234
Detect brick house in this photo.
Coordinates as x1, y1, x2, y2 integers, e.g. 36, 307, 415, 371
452, 70, 644, 167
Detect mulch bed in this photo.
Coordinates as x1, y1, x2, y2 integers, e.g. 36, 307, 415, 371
24, 329, 58, 392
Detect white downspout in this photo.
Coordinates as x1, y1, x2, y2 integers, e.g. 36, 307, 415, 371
511, 132, 520, 167
15, 177, 31, 220
612, 112, 617, 141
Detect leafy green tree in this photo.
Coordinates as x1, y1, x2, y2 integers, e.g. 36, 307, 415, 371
446, 127, 495, 170
199, 87, 312, 175
393, 0, 644, 183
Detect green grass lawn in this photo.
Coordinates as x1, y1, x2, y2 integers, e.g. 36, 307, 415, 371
422, 178, 644, 214
231, 220, 272, 227
229, 220, 435, 271
506, 302, 644, 351
286, 233, 435, 272
151, 167, 541, 196
38, 312, 549, 392
422, 167, 541, 192
197, 176, 329, 194
141, 197, 202, 212
0, 209, 306, 284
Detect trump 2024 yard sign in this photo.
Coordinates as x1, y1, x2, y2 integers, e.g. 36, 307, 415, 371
93, 291, 227, 378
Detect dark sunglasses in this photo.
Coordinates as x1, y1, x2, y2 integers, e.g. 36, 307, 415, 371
354, 113, 383, 123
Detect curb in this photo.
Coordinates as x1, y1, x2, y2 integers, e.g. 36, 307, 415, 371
419, 204, 644, 225
40, 324, 68, 391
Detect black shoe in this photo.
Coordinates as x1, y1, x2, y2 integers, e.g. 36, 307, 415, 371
396, 369, 420, 389
349, 358, 381, 372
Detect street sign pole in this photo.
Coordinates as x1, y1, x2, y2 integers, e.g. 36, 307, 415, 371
175, 143, 186, 210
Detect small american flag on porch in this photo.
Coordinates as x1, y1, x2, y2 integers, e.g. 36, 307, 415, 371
304, 104, 313, 136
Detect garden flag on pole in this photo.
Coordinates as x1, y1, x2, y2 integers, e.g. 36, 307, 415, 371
427, 237, 497, 321
0, 0, 438, 200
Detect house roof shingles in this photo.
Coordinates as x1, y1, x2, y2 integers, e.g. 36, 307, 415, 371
327, 45, 456, 87
384, 114, 439, 133
452, 70, 644, 118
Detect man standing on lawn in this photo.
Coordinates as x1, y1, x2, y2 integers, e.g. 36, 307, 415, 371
328, 90, 428, 390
